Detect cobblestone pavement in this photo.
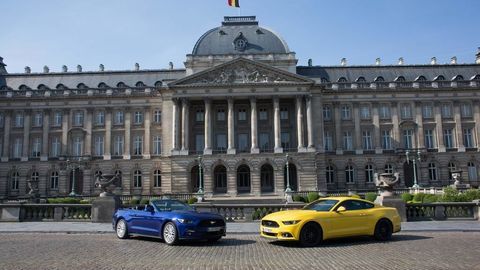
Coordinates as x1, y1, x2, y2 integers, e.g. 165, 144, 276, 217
0, 232, 479, 270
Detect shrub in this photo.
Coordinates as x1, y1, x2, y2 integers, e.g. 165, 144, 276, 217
47, 198, 82, 204
462, 189, 480, 202
187, 197, 198, 205
364, 192, 377, 202
441, 186, 460, 202
252, 209, 261, 220
401, 193, 413, 202
422, 194, 439, 203
349, 194, 361, 199
413, 193, 426, 203
79, 199, 91, 204
307, 192, 320, 203
292, 194, 305, 202
129, 198, 140, 205
140, 198, 150, 205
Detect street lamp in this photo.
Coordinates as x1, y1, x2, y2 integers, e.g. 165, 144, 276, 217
285, 153, 292, 193
405, 150, 421, 189
197, 155, 204, 194
63, 156, 89, 196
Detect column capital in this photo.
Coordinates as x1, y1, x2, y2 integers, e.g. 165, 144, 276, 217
249, 96, 256, 103
204, 98, 212, 105
181, 98, 190, 106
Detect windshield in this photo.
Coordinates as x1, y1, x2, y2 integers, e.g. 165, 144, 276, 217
152, 200, 194, 212
303, 199, 339, 211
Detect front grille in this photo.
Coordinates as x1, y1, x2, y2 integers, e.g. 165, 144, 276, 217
263, 231, 277, 237
261, 220, 279, 228
199, 219, 226, 227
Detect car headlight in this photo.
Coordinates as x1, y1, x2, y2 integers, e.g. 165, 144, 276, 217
282, 220, 301, 225
176, 218, 194, 224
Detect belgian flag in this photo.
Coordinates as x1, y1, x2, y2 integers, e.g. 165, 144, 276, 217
228, 0, 240, 8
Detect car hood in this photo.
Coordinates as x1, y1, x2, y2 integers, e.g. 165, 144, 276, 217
173, 210, 224, 220
263, 210, 318, 221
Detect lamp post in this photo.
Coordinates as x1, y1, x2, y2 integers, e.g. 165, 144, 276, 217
63, 156, 89, 196
285, 153, 292, 193
405, 150, 421, 189
197, 155, 204, 194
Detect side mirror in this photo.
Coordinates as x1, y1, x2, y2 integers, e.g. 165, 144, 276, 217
146, 205, 155, 213
336, 206, 347, 213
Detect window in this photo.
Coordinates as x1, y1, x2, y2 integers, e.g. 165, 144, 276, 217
238, 133, 248, 152
259, 108, 268, 121
153, 170, 161, 187
343, 131, 353, 150
14, 113, 24, 127
401, 104, 412, 119
423, 104, 433, 119
94, 136, 104, 156
362, 130, 373, 150
448, 162, 457, 180
280, 107, 289, 120
338, 77, 347, 83
403, 129, 413, 149
13, 138, 22, 158
360, 106, 371, 119
341, 105, 351, 120
424, 129, 435, 149
153, 136, 162, 155
72, 136, 83, 156
428, 163, 438, 181
50, 171, 59, 189
259, 133, 270, 151
196, 109, 205, 122
468, 162, 477, 181
461, 103, 473, 118
153, 110, 162, 123
73, 111, 84, 126
114, 111, 124, 125
365, 165, 374, 183
217, 108, 226, 121
464, 128, 474, 148
281, 132, 291, 150
95, 111, 105, 126
133, 170, 142, 188
216, 134, 227, 151
31, 138, 41, 157
441, 104, 452, 118
53, 111, 62, 127
133, 136, 143, 155
323, 105, 331, 121
134, 111, 143, 124
195, 134, 204, 153
33, 112, 43, 127
238, 109, 247, 121
31, 172, 39, 184
323, 131, 333, 151
385, 164, 394, 174
10, 172, 19, 190
345, 166, 354, 183
443, 129, 454, 148
51, 137, 61, 157
379, 105, 391, 119
0, 113, 4, 127
338, 200, 374, 211
113, 135, 124, 156
326, 166, 335, 184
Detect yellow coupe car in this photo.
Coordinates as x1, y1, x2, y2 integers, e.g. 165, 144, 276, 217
260, 197, 401, 246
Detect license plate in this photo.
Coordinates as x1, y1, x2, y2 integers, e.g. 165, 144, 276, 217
207, 227, 222, 232
262, 227, 273, 233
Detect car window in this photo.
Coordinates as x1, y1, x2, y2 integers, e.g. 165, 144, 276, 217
303, 199, 339, 211
338, 200, 374, 211
152, 200, 194, 212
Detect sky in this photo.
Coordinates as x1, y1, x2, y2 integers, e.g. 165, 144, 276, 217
1, 0, 479, 73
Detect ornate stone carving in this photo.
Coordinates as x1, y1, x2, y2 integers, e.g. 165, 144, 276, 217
374, 172, 400, 197
94, 172, 122, 197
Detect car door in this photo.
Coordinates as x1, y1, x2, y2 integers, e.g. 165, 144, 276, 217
134, 205, 164, 236
329, 200, 372, 237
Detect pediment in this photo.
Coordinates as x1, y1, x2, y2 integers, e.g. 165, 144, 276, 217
169, 58, 313, 87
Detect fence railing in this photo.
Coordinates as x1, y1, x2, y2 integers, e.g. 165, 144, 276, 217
406, 202, 479, 221
0, 203, 92, 222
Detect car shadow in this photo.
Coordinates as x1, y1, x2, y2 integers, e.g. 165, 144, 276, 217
268, 234, 433, 248
129, 236, 256, 246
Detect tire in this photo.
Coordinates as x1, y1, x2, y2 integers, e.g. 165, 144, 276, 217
163, 222, 179, 245
299, 222, 322, 247
116, 219, 129, 239
374, 219, 393, 241
207, 236, 222, 243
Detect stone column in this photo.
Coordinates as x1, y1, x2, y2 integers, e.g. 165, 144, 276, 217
123, 109, 131, 159
143, 107, 151, 158
454, 102, 465, 152
334, 102, 343, 155
61, 109, 70, 156
273, 97, 283, 153
474, 101, 480, 149
84, 109, 93, 156
40, 110, 50, 161
250, 97, 259, 154
372, 103, 382, 154
391, 102, 400, 149
227, 98, 236, 154
306, 95, 315, 152
1, 111, 11, 162
104, 109, 112, 160
171, 99, 180, 154
296, 96, 306, 152
21, 110, 31, 161
313, 95, 324, 153
435, 102, 446, 152
415, 102, 425, 149
353, 103, 362, 154
180, 99, 189, 155
204, 99, 212, 155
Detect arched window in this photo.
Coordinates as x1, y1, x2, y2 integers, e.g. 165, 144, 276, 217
237, 165, 251, 193
10, 171, 19, 190
115, 170, 122, 188
338, 77, 347, 83
434, 75, 446, 81
190, 165, 202, 193
94, 170, 102, 181
365, 165, 374, 183
214, 165, 227, 193
468, 162, 477, 181
153, 169, 161, 187
37, 84, 49, 90
428, 163, 438, 181
260, 164, 274, 193
77, 83, 88, 89
116, 82, 127, 88
384, 164, 394, 174
395, 76, 406, 82
56, 84, 66, 90
447, 162, 457, 180
31, 172, 39, 182
374, 76, 385, 82
135, 81, 146, 87
19, 85, 30, 91
320, 77, 329, 83
415, 76, 427, 81
452, 75, 464, 81
98, 83, 108, 89
326, 166, 335, 184
345, 165, 355, 183
356, 77, 366, 82
154, 81, 163, 88
471, 74, 480, 81
133, 170, 142, 188
50, 171, 59, 189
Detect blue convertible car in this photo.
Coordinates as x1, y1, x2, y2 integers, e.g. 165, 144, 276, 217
112, 199, 226, 245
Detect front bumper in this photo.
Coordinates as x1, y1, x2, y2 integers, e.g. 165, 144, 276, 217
260, 224, 300, 241
178, 225, 226, 240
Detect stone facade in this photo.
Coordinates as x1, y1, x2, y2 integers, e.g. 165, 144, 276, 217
1, 16, 480, 199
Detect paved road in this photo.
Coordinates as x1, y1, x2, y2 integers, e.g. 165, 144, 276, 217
0, 232, 479, 270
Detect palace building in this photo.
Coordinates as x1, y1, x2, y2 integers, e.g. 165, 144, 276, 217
1, 16, 480, 199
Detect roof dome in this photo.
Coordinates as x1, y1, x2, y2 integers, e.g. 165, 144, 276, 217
192, 16, 290, 56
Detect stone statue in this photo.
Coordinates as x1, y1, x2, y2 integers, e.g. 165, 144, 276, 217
451, 170, 462, 186
374, 172, 400, 197
94, 172, 121, 197
27, 179, 39, 196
